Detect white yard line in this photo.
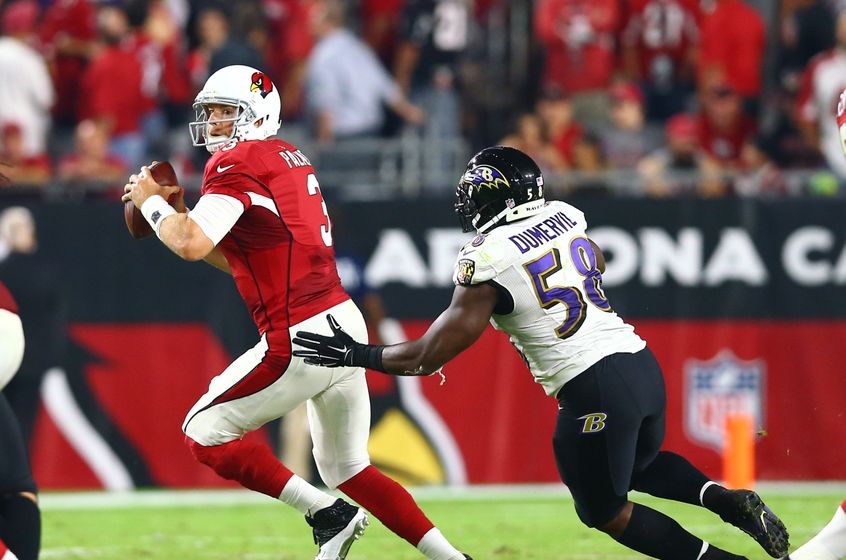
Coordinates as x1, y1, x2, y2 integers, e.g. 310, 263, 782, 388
40, 481, 846, 511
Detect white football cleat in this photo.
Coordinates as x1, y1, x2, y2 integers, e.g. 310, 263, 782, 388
306, 498, 369, 560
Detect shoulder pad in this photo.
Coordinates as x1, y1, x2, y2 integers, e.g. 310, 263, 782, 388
453, 234, 511, 286
204, 142, 257, 186
547, 200, 586, 228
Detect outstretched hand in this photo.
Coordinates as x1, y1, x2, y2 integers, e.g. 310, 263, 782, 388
292, 314, 360, 367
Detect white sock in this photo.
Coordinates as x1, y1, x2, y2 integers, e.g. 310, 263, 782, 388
791, 505, 846, 560
699, 481, 719, 507
416, 528, 463, 560
278, 475, 337, 516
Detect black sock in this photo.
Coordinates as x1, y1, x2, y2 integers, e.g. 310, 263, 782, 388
616, 502, 704, 559
631, 451, 711, 506
0, 494, 41, 560
701, 544, 749, 559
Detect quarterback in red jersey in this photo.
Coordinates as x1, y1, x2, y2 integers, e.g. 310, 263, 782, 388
123, 65, 469, 560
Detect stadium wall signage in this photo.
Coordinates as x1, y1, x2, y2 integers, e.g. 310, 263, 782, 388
6, 197, 844, 488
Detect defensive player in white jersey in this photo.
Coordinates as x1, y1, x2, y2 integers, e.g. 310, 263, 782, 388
294, 146, 791, 560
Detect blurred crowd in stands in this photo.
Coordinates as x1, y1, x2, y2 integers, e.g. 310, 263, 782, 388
0, 0, 844, 198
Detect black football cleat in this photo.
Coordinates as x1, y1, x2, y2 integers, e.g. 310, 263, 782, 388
463, 556, 473, 559
305, 498, 369, 560
717, 490, 789, 558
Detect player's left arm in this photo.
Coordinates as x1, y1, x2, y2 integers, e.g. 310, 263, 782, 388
293, 282, 499, 376
381, 283, 498, 375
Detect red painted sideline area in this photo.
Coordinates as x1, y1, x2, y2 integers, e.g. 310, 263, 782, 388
30, 320, 846, 488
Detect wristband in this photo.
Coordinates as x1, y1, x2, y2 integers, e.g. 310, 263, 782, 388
140, 195, 177, 238
352, 344, 385, 371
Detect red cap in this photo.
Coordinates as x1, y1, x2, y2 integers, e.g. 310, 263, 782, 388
1, 0, 39, 35
666, 113, 699, 140
1, 122, 23, 137
610, 83, 643, 106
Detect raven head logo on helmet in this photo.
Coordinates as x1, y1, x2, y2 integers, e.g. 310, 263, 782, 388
455, 146, 546, 233
189, 65, 282, 153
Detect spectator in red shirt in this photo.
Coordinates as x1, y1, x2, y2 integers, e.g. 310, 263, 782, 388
263, 0, 315, 118
697, 0, 766, 111
39, 0, 97, 129
78, 4, 145, 168
129, 1, 192, 161
697, 81, 756, 167
534, 0, 622, 128
360, 0, 404, 65
621, 0, 700, 121
58, 119, 127, 195
0, 123, 50, 188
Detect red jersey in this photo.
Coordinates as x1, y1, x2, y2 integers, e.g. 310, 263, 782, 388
622, 0, 699, 82
698, 0, 765, 97
262, 0, 314, 95
534, 0, 621, 93
697, 112, 756, 165
39, 0, 96, 123
78, 45, 144, 135
202, 139, 348, 335
0, 281, 18, 314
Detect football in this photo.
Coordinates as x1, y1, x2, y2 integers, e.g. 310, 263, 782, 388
124, 161, 180, 239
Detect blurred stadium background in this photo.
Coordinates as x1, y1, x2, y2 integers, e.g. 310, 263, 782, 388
1, 0, 845, 556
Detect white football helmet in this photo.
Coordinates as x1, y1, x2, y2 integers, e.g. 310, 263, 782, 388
189, 65, 282, 153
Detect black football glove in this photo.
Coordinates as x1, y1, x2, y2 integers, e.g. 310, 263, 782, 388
292, 314, 357, 367
293, 314, 384, 370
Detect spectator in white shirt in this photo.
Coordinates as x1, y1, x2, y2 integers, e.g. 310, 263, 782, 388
0, 1, 54, 159
305, 0, 423, 144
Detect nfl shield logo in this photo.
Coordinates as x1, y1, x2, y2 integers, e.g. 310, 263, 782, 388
684, 350, 765, 452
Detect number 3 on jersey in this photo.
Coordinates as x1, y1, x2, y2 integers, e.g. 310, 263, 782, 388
306, 173, 332, 247
524, 237, 611, 339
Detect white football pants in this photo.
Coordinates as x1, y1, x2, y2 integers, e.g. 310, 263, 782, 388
183, 299, 371, 488
0, 310, 24, 391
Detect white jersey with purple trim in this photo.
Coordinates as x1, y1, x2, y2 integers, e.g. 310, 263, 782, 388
452, 200, 645, 396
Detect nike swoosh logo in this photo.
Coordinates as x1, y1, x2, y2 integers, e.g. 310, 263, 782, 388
217, 164, 235, 173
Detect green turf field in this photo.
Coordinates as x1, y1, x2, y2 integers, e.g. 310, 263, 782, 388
41, 485, 845, 559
